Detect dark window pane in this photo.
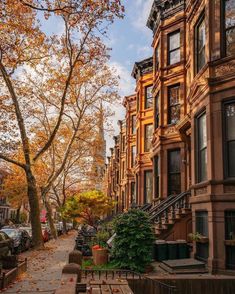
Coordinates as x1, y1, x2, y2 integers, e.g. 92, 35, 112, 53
196, 211, 208, 236
169, 150, 181, 172
170, 49, 180, 64
168, 85, 180, 124
197, 112, 207, 182
169, 174, 181, 195
169, 32, 180, 50
226, 28, 235, 55
144, 124, 153, 152
131, 145, 136, 168
225, 211, 235, 240
196, 15, 206, 72
225, 0, 235, 29
168, 31, 180, 65
228, 141, 235, 176
144, 171, 153, 204
168, 149, 181, 195
131, 115, 136, 134
199, 148, 207, 182
155, 43, 160, 70
155, 93, 160, 129
225, 102, 235, 141
145, 85, 153, 109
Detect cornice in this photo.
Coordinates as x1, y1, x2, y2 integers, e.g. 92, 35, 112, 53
131, 57, 153, 80
147, 0, 185, 33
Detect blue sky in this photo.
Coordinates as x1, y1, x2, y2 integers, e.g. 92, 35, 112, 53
40, 0, 154, 153
104, 0, 153, 152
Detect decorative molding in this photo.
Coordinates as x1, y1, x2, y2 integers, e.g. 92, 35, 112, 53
132, 57, 153, 80
214, 60, 235, 78
224, 185, 235, 193
194, 187, 207, 196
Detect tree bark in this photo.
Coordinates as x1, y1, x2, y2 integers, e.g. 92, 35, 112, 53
62, 219, 67, 234
43, 195, 57, 239
26, 169, 44, 248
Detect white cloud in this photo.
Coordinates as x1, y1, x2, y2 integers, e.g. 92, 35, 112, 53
109, 61, 135, 97
131, 0, 153, 34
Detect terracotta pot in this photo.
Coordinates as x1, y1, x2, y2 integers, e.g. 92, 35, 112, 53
197, 236, 209, 244
93, 248, 108, 266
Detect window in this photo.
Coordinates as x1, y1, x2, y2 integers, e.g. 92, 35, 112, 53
168, 30, 180, 65
136, 175, 138, 204
137, 92, 140, 112
223, 0, 235, 56
122, 161, 125, 179
144, 124, 153, 152
168, 149, 181, 195
122, 135, 125, 152
196, 112, 207, 182
195, 13, 206, 73
144, 170, 153, 204
154, 156, 160, 198
155, 43, 160, 71
224, 101, 235, 178
168, 85, 180, 124
130, 182, 136, 203
225, 211, 235, 269
195, 211, 209, 261
131, 115, 136, 134
145, 85, 153, 109
155, 93, 160, 129
136, 128, 139, 153
131, 145, 136, 168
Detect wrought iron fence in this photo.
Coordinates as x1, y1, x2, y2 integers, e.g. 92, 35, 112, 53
80, 269, 178, 294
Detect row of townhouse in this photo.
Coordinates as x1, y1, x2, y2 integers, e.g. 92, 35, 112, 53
105, 0, 235, 274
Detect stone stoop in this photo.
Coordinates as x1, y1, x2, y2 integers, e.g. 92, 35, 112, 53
159, 258, 208, 274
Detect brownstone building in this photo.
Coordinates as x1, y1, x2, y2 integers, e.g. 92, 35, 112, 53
105, 0, 235, 273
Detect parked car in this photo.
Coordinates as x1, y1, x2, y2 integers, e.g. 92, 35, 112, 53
1, 228, 31, 253
55, 223, 63, 236
0, 231, 14, 257
19, 226, 32, 238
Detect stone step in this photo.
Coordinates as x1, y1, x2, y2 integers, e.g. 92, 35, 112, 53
159, 258, 208, 274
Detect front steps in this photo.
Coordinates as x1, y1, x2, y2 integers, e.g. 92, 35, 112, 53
159, 258, 208, 274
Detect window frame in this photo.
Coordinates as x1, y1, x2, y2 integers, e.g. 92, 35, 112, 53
196, 110, 208, 183
144, 124, 153, 152
168, 84, 181, 125
131, 114, 136, 134
155, 42, 160, 71
154, 156, 160, 198
144, 170, 153, 204
223, 99, 235, 178
131, 145, 136, 168
221, 0, 235, 57
155, 92, 160, 129
195, 11, 206, 74
168, 30, 181, 65
145, 85, 153, 109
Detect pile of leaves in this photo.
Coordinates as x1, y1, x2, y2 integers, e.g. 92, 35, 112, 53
112, 209, 155, 272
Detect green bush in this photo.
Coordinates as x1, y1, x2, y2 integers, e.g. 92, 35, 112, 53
95, 230, 110, 248
112, 209, 155, 272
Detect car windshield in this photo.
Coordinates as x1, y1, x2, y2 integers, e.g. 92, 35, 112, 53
2, 229, 18, 238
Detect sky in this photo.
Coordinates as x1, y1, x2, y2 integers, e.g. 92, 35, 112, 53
104, 0, 154, 154
40, 0, 154, 155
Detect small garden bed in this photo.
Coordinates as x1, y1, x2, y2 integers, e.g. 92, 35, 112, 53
82, 258, 118, 271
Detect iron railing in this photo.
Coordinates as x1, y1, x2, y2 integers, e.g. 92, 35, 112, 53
79, 269, 178, 294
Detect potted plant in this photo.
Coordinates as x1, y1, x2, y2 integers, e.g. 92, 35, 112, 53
92, 230, 110, 265
188, 232, 209, 243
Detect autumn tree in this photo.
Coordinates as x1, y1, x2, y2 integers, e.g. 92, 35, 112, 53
0, 0, 124, 247
61, 190, 114, 226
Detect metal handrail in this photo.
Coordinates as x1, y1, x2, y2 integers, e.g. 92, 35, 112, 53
149, 190, 191, 222
148, 194, 176, 215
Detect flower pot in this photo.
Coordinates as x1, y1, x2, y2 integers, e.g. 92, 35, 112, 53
225, 240, 235, 246
93, 248, 108, 266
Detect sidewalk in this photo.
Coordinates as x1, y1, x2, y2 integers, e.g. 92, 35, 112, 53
3, 231, 76, 294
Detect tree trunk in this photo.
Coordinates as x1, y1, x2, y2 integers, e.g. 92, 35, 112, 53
62, 218, 67, 234
44, 197, 57, 239
16, 207, 21, 224
26, 169, 44, 248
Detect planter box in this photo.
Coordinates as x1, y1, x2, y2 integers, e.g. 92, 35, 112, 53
93, 249, 108, 266
224, 240, 235, 246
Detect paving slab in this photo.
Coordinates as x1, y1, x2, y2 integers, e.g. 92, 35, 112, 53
3, 231, 76, 293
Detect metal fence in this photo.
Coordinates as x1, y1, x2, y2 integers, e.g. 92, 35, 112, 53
0, 258, 27, 290
81, 269, 178, 294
